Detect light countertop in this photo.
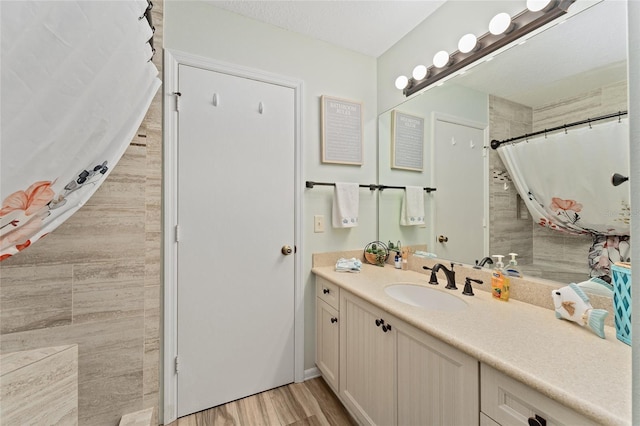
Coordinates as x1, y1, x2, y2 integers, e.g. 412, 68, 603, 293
312, 263, 631, 426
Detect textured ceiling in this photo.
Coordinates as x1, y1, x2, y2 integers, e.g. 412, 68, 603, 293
204, 0, 446, 57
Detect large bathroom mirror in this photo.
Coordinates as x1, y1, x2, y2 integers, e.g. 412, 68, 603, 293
378, 0, 628, 289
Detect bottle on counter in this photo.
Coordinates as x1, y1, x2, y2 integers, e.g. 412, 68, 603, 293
506, 253, 522, 278
491, 255, 510, 301
401, 248, 409, 270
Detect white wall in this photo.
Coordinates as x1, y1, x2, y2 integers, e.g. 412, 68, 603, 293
164, 0, 377, 371
628, 1, 639, 424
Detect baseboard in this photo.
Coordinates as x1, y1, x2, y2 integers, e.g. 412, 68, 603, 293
304, 367, 321, 381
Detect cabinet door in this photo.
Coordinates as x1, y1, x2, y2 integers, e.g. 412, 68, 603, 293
316, 298, 339, 392
396, 322, 479, 426
480, 413, 500, 426
340, 293, 396, 426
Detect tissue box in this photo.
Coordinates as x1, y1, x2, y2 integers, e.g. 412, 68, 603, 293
611, 263, 631, 346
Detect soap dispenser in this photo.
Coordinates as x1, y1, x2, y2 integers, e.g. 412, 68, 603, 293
506, 253, 522, 278
491, 255, 510, 301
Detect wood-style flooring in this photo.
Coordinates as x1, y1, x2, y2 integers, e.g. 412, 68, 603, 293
169, 377, 356, 426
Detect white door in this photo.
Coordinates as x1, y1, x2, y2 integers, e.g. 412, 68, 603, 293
176, 65, 296, 417
433, 117, 486, 264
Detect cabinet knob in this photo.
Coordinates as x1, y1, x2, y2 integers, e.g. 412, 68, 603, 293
375, 319, 385, 327
382, 324, 392, 333
323, 288, 330, 294
331, 317, 338, 324
528, 415, 547, 426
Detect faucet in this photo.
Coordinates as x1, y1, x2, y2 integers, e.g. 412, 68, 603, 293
423, 262, 458, 289
462, 277, 483, 296
474, 256, 494, 269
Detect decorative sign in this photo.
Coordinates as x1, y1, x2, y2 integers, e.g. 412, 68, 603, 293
391, 110, 424, 171
321, 95, 363, 165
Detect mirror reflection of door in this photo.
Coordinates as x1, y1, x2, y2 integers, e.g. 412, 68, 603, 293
432, 115, 487, 264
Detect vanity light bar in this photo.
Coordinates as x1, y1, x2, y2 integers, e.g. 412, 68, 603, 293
401, 0, 575, 97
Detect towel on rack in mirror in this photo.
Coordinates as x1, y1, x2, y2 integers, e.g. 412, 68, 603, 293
400, 186, 425, 226
332, 182, 359, 228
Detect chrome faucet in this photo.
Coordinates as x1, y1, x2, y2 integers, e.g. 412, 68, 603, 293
423, 262, 458, 289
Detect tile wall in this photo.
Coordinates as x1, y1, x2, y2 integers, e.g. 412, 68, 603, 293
489, 80, 628, 280
0, 1, 164, 424
488, 95, 534, 263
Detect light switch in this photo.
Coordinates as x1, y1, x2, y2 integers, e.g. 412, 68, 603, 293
314, 215, 325, 233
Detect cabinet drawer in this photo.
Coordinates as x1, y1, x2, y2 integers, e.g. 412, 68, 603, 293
317, 276, 340, 310
481, 363, 597, 426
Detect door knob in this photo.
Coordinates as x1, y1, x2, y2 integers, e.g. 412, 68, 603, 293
438, 235, 449, 243
281, 245, 293, 255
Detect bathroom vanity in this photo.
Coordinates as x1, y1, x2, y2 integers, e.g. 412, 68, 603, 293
313, 260, 630, 426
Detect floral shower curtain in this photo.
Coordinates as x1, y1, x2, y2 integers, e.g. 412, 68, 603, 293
497, 118, 630, 278
0, 1, 161, 260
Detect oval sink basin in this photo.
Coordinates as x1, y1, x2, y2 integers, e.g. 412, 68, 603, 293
385, 283, 467, 312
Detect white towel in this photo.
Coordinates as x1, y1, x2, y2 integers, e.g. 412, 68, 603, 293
400, 186, 425, 226
335, 257, 362, 273
332, 182, 359, 228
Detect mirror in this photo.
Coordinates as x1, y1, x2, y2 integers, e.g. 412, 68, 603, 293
378, 1, 628, 289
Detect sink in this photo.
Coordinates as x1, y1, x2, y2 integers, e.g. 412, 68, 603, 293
384, 283, 468, 312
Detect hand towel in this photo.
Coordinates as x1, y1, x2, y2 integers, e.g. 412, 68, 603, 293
400, 186, 425, 226
335, 257, 362, 273
332, 182, 359, 228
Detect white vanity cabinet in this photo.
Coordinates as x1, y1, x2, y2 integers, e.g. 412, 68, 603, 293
316, 277, 340, 392
340, 290, 397, 426
480, 364, 598, 426
339, 290, 479, 426
396, 318, 479, 426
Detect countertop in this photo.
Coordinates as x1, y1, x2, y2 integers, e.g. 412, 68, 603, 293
312, 263, 631, 426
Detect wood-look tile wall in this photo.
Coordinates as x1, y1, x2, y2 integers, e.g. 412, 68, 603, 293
488, 95, 534, 263
0, 2, 163, 425
489, 80, 628, 275
1, 345, 79, 425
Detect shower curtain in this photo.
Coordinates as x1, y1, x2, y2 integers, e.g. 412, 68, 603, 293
497, 118, 630, 278
0, 1, 161, 260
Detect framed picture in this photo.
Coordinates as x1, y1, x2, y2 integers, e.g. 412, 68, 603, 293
321, 95, 363, 165
391, 110, 424, 171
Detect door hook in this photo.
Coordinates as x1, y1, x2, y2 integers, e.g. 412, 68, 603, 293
213, 93, 218, 107
259, 102, 264, 114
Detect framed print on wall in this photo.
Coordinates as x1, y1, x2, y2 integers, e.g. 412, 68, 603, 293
321, 95, 363, 165
391, 110, 424, 171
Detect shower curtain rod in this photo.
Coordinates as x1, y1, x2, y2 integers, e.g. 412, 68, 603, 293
490, 110, 628, 150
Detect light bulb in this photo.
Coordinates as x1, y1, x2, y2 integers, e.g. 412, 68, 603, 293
527, 0, 553, 12
395, 75, 409, 90
433, 50, 450, 68
412, 65, 428, 80
458, 33, 478, 53
489, 12, 512, 35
